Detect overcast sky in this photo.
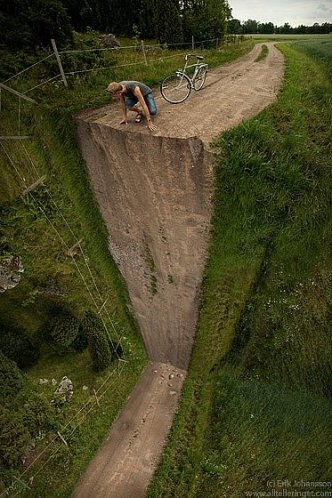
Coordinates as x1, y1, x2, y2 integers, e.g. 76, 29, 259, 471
229, 0, 332, 27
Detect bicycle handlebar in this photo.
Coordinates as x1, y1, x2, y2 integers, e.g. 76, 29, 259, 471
185, 53, 204, 61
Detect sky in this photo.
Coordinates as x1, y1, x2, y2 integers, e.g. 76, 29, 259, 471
229, 0, 332, 27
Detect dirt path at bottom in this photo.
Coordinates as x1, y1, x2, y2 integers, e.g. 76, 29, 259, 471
72, 43, 284, 498
71, 363, 185, 498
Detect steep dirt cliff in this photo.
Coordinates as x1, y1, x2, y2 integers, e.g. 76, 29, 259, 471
72, 43, 284, 498
76, 42, 284, 369
76, 121, 214, 369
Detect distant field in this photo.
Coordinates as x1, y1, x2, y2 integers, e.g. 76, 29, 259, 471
253, 33, 332, 69
294, 36, 332, 70
252, 33, 332, 41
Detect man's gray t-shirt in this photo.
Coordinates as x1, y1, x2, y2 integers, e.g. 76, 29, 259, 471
120, 81, 152, 97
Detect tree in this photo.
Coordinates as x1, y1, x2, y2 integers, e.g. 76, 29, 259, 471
242, 19, 258, 34
82, 311, 112, 372
137, 0, 157, 39
280, 22, 293, 34
95, 0, 139, 35
60, 0, 94, 31
182, 0, 229, 43
0, 323, 40, 369
228, 18, 242, 34
0, 0, 73, 51
154, 0, 183, 45
258, 22, 275, 34
14, 390, 56, 437
296, 24, 309, 34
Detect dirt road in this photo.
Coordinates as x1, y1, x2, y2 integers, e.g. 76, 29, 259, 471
71, 363, 185, 498
72, 43, 284, 498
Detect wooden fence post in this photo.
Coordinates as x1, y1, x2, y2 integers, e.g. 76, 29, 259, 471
22, 175, 47, 195
93, 389, 100, 407
51, 39, 68, 88
0, 83, 36, 139
141, 40, 148, 66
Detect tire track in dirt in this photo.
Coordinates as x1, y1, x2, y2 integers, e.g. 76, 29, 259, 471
72, 43, 284, 498
71, 363, 185, 498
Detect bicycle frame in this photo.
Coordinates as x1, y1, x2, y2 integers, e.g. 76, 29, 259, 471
160, 53, 208, 104
177, 54, 205, 89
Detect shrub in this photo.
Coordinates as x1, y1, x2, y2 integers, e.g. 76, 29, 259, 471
14, 390, 57, 438
0, 323, 40, 369
47, 312, 81, 349
0, 406, 31, 468
82, 311, 112, 372
0, 352, 25, 405
72, 323, 89, 352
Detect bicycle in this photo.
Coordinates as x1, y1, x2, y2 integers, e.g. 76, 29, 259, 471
160, 54, 208, 104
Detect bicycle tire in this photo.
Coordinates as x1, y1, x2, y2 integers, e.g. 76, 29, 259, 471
160, 72, 191, 104
193, 65, 207, 91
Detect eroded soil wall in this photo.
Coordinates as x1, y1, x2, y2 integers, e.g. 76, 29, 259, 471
76, 121, 214, 369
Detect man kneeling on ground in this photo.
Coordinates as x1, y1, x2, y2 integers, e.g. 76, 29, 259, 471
107, 80, 157, 131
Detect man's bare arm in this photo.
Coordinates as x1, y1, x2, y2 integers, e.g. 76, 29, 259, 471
134, 87, 155, 130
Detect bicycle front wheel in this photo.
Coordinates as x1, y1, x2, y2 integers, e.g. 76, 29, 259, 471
160, 72, 191, 104
193, 65, 208, 91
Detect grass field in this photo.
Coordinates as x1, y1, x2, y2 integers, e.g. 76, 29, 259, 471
0, 37, 256, 496
252, 33, 332, 41
1, 35, 331, 497
0, 41, 150, 495
147, 39, 332, 497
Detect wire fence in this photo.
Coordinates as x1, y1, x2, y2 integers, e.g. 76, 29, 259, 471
0, 33, 247, 495
1, 141, 125, 354
0, 34, 247, 139
1, 34, 246, 96
0, 140, 134, 497
0, 361, 127, 497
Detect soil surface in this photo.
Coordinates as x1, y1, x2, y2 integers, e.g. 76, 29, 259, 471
71, 362, 186, 498
72, 43, 284, 498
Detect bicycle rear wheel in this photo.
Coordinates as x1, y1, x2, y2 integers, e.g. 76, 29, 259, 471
193, 65, 208, 91
160, 72, 191, 104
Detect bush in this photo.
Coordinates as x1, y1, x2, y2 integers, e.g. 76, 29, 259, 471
0, 323, 40, 369
47, 311, 81, 349
82, 311, 112, 372
0, 352, 25, 405
0, 406, 31, 468
14, 390, 57, 438
72, 323, 89, 352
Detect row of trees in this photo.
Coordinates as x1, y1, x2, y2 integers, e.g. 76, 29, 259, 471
0, 0, 330, 58
229, 18, 332, 35
0, 0, 231, 52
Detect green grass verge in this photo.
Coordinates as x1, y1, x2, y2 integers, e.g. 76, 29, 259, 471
0, 67, 147, 496
148, 41, 332, 497
0, 36, 256, 496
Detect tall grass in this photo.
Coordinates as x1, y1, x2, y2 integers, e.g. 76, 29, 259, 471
0, 37, 256, 496
0, 53, 148, 496
148, 42, 332, 497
